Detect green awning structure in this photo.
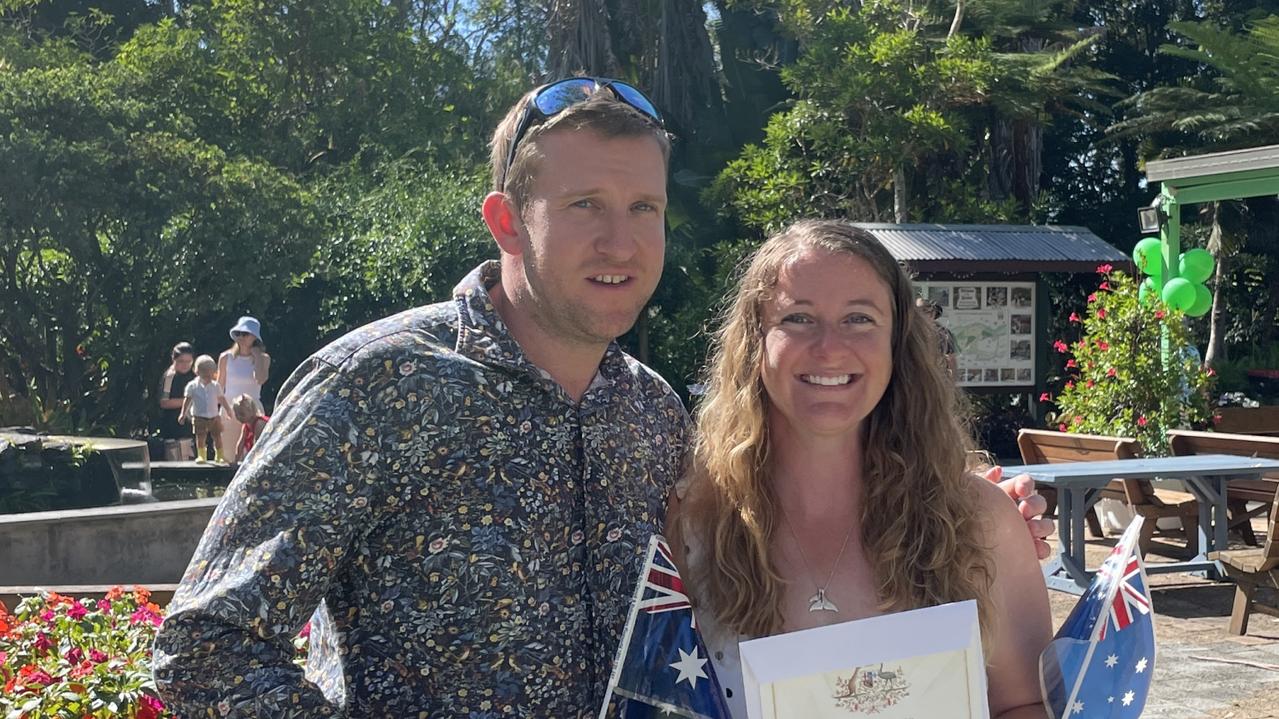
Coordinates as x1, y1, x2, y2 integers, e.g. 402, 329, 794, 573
1146, 144, 1279, 284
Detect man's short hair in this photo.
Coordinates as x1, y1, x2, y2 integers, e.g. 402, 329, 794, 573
489, 88, 671, 212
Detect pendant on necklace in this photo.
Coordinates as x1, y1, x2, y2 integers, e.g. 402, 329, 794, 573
808, 588, 839, 613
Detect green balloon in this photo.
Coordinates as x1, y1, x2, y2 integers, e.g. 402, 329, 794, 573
1133, 237, 1163, 275
1162, 277, 1196, 311
1138, 276, 1157, 305
1187, 282, 1212, 317
1180, 248, 1215, 284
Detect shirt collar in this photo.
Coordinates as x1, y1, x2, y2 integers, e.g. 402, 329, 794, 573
452, 261, 629, 395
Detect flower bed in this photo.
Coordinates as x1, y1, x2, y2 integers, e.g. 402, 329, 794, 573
1, 587, 310, 718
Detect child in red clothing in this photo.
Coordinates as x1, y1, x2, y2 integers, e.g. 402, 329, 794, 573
231, 394, 269, 464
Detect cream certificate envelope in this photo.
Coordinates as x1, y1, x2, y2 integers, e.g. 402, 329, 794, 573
739, 600, 988, 719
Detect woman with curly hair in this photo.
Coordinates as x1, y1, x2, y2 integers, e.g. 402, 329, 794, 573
672, 220, 1050, 718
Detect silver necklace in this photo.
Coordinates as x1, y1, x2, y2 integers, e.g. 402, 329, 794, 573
782, 513, 855, 613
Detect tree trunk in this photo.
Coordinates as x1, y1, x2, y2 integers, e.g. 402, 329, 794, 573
1205, 255, 1227, 368
894, 166, 907, 223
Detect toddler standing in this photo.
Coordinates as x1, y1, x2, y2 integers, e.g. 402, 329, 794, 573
179, 355, 231, 463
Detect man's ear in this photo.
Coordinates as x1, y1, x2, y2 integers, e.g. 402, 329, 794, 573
482, 191, 524, 256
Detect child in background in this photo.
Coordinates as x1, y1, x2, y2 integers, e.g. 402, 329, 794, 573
179, 355, 231, 463
231, 394, 270, 464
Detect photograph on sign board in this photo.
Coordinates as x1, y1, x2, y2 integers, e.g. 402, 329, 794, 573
1010, 340, 1031, 361
1010, 287, 1032, 307
986, 286, 1008, 307
1009, 314, 1032, 335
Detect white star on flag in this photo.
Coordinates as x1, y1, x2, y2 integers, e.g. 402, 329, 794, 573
1122, 691, 1135, 707
1071, 700, 1084, 714
1104, 654, 1118, 668
669, 647, 709, 688
1135, 657, 1148, 673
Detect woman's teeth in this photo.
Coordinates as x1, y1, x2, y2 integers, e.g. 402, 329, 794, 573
801, 374, 852, 386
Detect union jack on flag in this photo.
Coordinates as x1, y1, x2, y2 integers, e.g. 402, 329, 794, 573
1040, 517, 1156, 718
599, 534, 732, 719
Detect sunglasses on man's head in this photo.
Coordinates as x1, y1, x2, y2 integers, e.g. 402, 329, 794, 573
500, 77, 664, 190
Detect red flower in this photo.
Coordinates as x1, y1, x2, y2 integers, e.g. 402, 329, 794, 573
70, 660, 94, 679
1088, 293, 1098, 303
1097, 309, 1107, 319
89, 648, 108, 664
1066, 380, 1075, 389
1137, 416, 1148, 427
1097, 341, 1110, 351
1053, 340, 1069, 353
1107, 367, 1117, 377
136, 694, 166, 719
18, 665, 55, 688
1086, 380, 1096, 388
1069, 312, 1081, 323
1154, 310, 1165, 319
66, 647, 84, 664
1039, 392, 1052, 402
1099, 281, 1111, 291
1097, 264, 1113, 274
34, 632, 53, 653
1058, 423, 1068, 432
1066, 359, 1078, 369
67, 599, 87, 620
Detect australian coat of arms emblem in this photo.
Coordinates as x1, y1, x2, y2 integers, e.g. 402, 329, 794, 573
832, 663, 911, 714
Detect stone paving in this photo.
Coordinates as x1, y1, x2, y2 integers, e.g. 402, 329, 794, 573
1044, 529, 1279, 718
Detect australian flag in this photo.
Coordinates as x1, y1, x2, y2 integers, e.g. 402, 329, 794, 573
598, 534, 733, 719
1041, 516, 1156, 718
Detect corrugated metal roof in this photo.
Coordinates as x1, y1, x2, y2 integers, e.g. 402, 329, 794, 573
851, 223, 1129, 271
1147, 144, 1279, 183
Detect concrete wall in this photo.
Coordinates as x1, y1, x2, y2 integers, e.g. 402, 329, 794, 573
0, 498, 220, 586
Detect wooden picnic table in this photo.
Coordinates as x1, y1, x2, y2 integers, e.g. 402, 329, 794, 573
1005, 454, 1279, 594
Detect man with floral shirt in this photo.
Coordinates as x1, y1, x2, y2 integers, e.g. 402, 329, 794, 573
153, 80, 1051, 717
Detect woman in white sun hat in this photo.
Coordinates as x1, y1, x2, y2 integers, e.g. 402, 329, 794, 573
218, 316, 271, 462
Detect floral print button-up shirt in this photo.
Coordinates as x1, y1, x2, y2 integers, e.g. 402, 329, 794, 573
153, 262, 689, 717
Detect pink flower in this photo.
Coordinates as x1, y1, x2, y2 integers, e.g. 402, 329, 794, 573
1207, 368, 1217, 377
1099, 281, 1111, 291
1058, 423, 1068, 432
1137, 416, 1148, 427
1066, 381, 1075, 389
1069, 312, 1081, 323
1066, 359, 1078, 369
1097, 264, 1113, 274
65, 647, 84, 664
1107, 367, 1117, 377
89, 648, 108, 664
40, 610, 54, 623
1097, 309, 1107, 319
1086, 380, 1095, 389
67, 600, 87, 620
1154, 310, 1166, 319
34, 632, 53, 653
1088, 293, 1098, 303
130, 605, 163, 627
21, 668, 55, 688
1213, 414, 1223, 425
298, 621, 312, 639
1097, 341, 1110, 351
1073, 415, 1084, 425
96, 599, 111, 612
70, 660, 94, 679
1039, 392, 1052, 402
1053, 340, 1069, 353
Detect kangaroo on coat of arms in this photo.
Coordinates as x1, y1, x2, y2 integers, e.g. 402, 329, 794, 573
832, 663, 911, 714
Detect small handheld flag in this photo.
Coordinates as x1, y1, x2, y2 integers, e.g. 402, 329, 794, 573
1040, 516, 1156, 718
599, 534, 733, 719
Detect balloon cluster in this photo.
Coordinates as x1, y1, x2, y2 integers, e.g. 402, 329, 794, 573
1131, 237, 1213, 317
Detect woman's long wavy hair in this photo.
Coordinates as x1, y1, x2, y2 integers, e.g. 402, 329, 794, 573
678, 220, 994, 640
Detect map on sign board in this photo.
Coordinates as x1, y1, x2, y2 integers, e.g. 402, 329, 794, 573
916, 281, 1035, 388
